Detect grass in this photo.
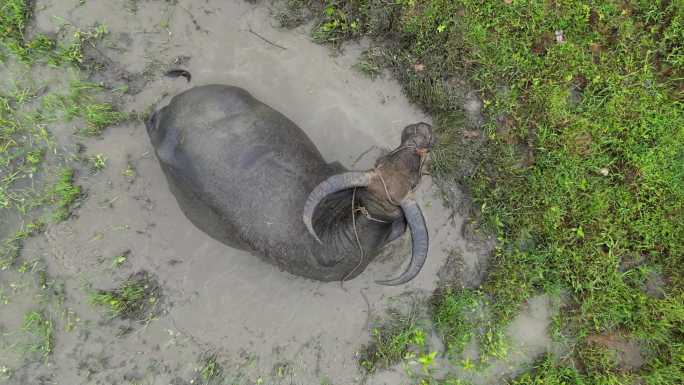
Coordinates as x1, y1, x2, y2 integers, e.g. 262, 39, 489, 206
41, 80, 128, 136
1, 0, 124, 268
508, 355, 586, 385
111, 252, 128, 268
286, 0, 684, 383
49, 168, 82, 221
430, 288, 480, 356
22, 310, 54, 360
1, 0, 109, 66
121, 162, 136, 182
0, 0, 136, 380
353, 47, 384, 79
89, 271, 161, 321
358, 305, 427, 373
198, 354, 224, 384
88, 153, 107, 173
275, 0, 312, 29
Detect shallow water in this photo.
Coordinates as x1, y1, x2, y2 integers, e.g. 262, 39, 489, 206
0, 1, 554, 383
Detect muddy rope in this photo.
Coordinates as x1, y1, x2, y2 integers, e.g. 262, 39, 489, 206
341, 187, 365, 286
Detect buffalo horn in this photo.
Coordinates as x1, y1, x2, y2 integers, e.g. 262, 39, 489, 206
376, 197, 428, 285
303, 171, 373, 243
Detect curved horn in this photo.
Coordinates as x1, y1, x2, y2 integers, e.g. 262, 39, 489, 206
303, 171, 373, 243
376, 197, 428, 285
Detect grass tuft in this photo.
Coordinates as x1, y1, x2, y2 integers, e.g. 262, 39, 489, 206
431, 288, 480, 356
22, 310, 53, 360
199, 354, 224, 384
358, 305, 426, 373
353, 47, 384, 79
49, 168, 81, 221
89, 271, 162, 322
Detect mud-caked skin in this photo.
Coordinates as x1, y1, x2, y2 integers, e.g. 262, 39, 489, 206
146, 85, 432, 282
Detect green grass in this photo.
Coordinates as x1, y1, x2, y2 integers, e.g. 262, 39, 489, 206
353, 47, 384, 79
22, 310, 54, 360
49, 168, 82, 221
0, 0, 53, 62
358, 306, 427, 373
508, 355, 586, 385
88, 153, 107, 173
287, 0, 684, 382
431, 288, 480, 356
41, 80, 127, 136
1, 0, 109, 65
199, 354, 224, 384
312, 3, 362, 46
111, 252, 128, 268
89, 271, 161, 321
1, 0, 125, 276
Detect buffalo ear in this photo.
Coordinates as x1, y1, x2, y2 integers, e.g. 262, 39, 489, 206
376, 197, 428, 286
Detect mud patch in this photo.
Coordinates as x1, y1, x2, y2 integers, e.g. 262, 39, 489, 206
585, 334, 644, 372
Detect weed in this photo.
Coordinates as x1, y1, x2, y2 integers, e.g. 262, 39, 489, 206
111, 252, 128, 268
312, 4, 362, 46
22, 310, 53, 360
122, 162, 136, 182
41, 80, 126, 136
88, 153, 107, 173
479, 324, 507, 362
358, 306, 426, 373
0, 365, 10, 380
61, 308, 78, 332
417, 351, 438, 373
508, 355, 585, 385
0, 237, 22, 270
0, 287, 8, 305
353, 47, 385, 79
49, 168, 82, 221
0, 0, 54, 62
197, 354, 224, 384
0, 220, 44, 270
276, 0, 312, 29
1, 0, 108, 66
89, 271, 162, 321
80, 103, 126, 136
431, 288, 480, 356
418, 376, 471, 385
577, 342, 619, 377
52, 24, 109, 67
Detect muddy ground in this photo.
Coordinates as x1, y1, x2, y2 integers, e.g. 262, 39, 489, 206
1, 1, 559, 384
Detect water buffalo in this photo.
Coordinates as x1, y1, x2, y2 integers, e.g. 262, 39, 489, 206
146, 85, 433, 284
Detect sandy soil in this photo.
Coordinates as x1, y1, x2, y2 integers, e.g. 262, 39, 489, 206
0, 1, 557, 384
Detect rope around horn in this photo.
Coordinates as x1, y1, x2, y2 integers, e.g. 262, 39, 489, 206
341, 187, 365, 285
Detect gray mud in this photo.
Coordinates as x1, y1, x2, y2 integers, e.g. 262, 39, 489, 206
1, 1, 555, 384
